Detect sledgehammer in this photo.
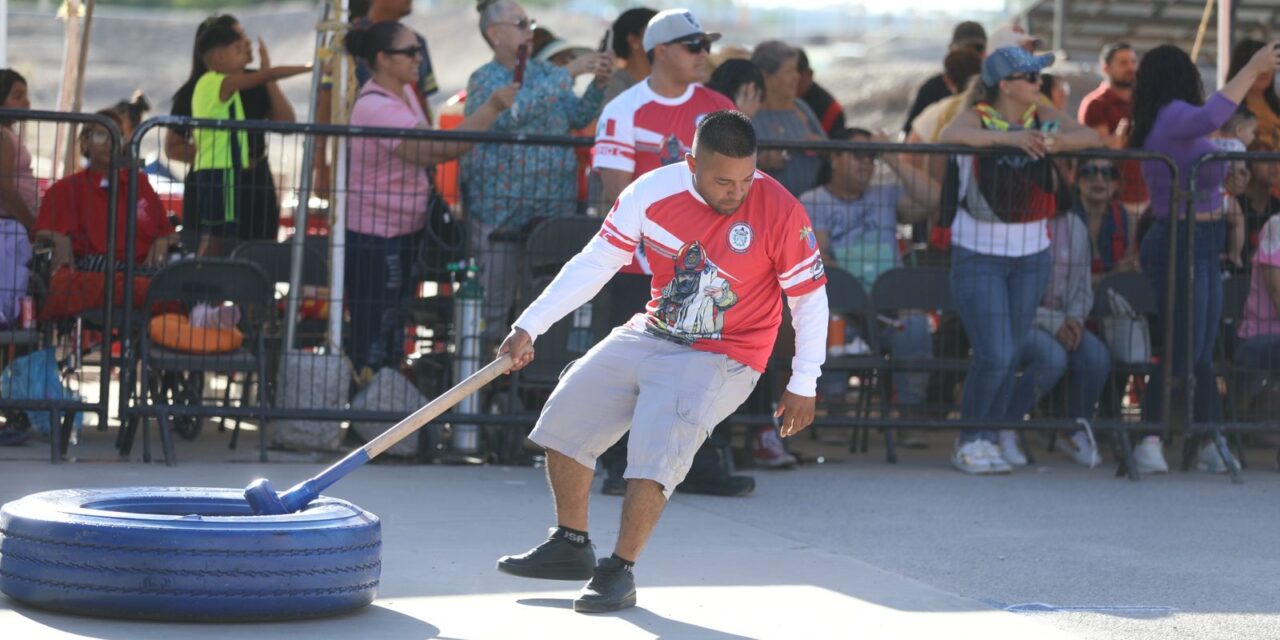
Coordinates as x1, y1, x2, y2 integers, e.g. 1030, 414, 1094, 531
244, 354, 514, 515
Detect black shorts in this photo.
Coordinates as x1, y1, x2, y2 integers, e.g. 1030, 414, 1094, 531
188, 168, 239, 238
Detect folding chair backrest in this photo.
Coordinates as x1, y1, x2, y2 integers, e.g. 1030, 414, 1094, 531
825, 266, 872, 317
518, 273, 615, 384
871, 267, 953, 313
605, 273, 652, 327
144, 259, 274, 330
232, 240, 329, 289
1092, 272, 1157, 318
525, 217, 602, 276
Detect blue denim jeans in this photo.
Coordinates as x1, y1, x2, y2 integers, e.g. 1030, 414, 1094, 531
345, 230, 416, 372
1139, 218, 1224, 423
950, 246, 1052, 443
1007, 327, 1111, 421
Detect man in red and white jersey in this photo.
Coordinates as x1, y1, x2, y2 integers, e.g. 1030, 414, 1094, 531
495, 112, 828, 613
593, 8, 735, 207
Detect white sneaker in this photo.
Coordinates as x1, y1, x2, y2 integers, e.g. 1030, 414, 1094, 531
952, 440, 995, 474
981, 440, 1013, 473
1064, 431, 1101, 468
998, 430, 1028, 467
1196, 441, 1239, 474
1133, 436, 1169, 474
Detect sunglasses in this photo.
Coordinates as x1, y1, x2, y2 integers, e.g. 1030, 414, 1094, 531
80, 129, 110, 144
1006, 71, 1041, 84
1079, 164, 1119, 180
668, 37, 712, 54
384, 45, 425, 58
496, 17, 536, 32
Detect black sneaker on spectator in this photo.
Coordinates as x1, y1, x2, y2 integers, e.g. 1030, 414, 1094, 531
675, 475, 756, 497
574, 556, 637, 613
496, 528, 596, 580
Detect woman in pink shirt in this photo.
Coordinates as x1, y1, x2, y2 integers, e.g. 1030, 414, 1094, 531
1236, 215, 1280, 404
343, 21, 516, 377
0, 69, 35, 329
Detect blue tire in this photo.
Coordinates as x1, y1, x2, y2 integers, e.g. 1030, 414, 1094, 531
0, 487, 380, 621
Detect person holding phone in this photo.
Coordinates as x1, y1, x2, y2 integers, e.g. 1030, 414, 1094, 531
463, 0, 614, 342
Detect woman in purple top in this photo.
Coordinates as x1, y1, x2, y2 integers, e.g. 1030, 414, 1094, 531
1128, 43, 1280, 473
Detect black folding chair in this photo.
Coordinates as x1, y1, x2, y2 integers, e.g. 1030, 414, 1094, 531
871, 267, 972, 462
122, 259, 273, 465
820, 267, 887, 452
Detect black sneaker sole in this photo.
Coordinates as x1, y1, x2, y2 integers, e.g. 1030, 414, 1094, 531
573, 592, 637, 613
496, 558, 595, 581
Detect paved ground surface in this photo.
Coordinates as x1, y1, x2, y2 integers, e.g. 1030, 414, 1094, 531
1, 424, 1278, 639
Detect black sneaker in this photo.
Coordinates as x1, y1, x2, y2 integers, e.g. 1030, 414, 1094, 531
573, 556, 637, 613
674, 474, 755, 497
496, 528, 595, 580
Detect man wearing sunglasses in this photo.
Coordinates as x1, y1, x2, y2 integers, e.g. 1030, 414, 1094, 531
594, 8, 734, 211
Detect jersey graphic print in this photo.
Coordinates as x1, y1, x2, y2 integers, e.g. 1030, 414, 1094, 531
651, 241, 739, 342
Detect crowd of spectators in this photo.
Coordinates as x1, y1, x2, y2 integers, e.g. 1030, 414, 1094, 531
3, 5, 1280, 479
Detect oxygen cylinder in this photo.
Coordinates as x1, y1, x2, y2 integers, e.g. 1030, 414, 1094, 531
450, 258, 483, 454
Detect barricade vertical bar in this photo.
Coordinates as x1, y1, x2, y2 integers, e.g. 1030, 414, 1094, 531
99, 113, 121, 442
118, 125, 142, 447
283, 0, 331, 352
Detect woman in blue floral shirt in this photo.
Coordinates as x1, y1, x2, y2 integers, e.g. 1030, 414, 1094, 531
463, 0, 613, 333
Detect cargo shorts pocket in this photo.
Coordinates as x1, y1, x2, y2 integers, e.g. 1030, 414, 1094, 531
674, 355, 726, 428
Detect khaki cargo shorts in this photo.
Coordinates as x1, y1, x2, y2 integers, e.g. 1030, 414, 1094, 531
528, 325, 760, 498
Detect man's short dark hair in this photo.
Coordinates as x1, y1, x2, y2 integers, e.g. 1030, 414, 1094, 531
1101, 41, 1133, 66
612, 7, 658, 59
693, 111, 757, 159
796, 48, 811, 74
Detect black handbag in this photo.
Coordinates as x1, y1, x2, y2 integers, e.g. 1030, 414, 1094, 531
414, 167, 467, 281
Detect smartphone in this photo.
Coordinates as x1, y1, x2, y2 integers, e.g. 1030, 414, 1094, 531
599, 28, 612, 54
514, 43, 529, 84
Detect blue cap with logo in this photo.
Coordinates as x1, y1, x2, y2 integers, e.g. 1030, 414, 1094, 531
981, 46, 1054, 87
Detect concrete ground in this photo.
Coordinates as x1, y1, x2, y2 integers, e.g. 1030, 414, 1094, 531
1, 423, 1278, 639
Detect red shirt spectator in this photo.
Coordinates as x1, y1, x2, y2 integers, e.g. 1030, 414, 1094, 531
1078, 42, 1148, 208
37, 168, 175, 265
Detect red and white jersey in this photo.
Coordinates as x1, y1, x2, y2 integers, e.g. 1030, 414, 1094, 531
593, 81, 736, 180
598, 163, 827, 372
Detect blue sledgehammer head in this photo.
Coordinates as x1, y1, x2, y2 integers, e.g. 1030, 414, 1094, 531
244, 478, 287, 515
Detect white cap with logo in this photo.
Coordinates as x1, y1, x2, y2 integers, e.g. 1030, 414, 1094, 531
642, 8, 722, 53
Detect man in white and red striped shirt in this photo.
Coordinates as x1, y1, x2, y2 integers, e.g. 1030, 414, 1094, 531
495, 111, 828, 613
594, 8, 735, 207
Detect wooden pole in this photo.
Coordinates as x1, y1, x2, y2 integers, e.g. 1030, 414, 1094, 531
1190, 0, 1215, 63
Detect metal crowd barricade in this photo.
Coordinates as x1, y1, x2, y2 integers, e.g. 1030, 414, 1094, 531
742, 139, 1183, 480
0, 109, 125, 463
119, 116, 594, 463
1186, 150, 1280, 483
102, 114, 1213, 477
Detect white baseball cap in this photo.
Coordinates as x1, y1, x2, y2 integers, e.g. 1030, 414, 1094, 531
642, 8, 721, 53
988, 24, 1043, 52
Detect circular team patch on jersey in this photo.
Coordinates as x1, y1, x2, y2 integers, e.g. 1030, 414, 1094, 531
727, 222, 753, 253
